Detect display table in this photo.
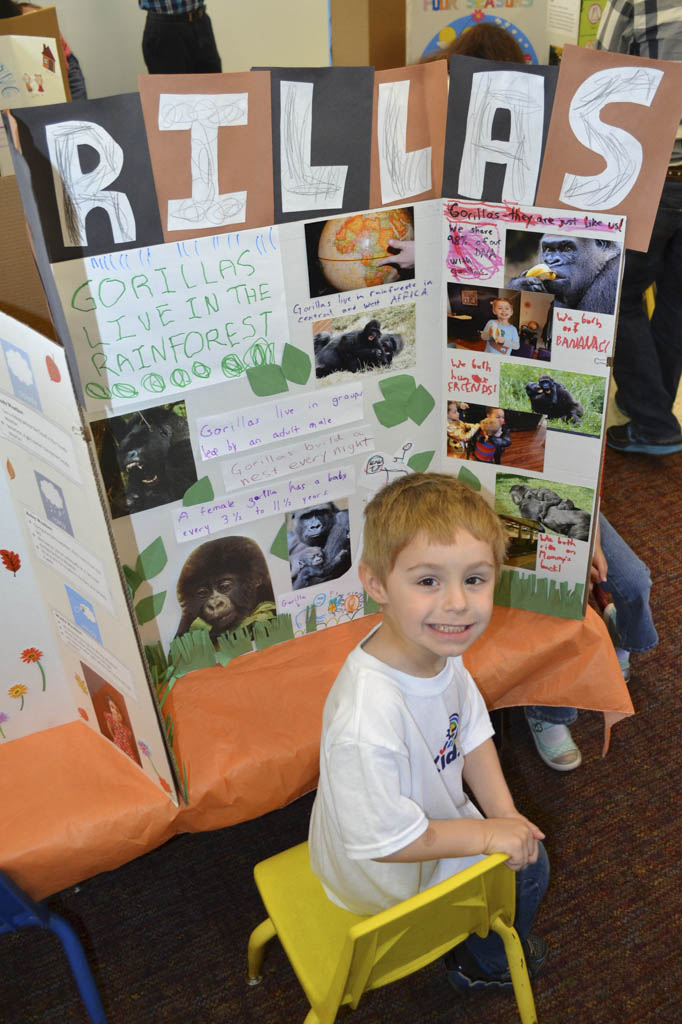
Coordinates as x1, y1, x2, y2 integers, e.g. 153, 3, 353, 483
0, 605, 633, 899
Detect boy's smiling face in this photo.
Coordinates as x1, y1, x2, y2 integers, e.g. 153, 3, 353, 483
360, 530, 496, 677
492, 300, 513, 322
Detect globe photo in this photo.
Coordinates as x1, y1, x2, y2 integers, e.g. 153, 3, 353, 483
306, 206, 414, 295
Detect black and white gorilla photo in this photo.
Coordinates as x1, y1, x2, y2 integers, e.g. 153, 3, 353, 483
92, 402, 198, 519
286, 501, 352, 590
175, 536, 276, 644
505, 230, 622, 316
312, 304, 415, 385
495, 474, 595, 558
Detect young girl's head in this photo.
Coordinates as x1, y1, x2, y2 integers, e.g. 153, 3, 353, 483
491, 298, 513, 322
106, 695, 123, 723
447, 401, 460, 422
360, 472, 507, 582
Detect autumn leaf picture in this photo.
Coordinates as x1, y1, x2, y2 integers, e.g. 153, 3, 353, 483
0, 550, 21, 576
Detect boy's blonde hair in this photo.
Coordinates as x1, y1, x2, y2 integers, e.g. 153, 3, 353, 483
361, 472, 507, 580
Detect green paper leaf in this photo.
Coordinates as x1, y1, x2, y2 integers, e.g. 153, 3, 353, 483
246, 364, 289, 396
269, 520, 290, 559
407, 450, 435, 472
135, 537, 168, 580
135, 590, 166, 625
372, 398, 408, 428
281, 343, 312, 385
122, 563, 143, 596
457, 466, 482, 491
406, 385, 435, 425
379, 374, 416, 402
183, 476, 214, 506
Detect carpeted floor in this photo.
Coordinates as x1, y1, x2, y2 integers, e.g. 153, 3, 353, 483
2, 443, 681, 1024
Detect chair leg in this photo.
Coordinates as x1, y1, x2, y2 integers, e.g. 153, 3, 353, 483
490, 917, 538, 1024
46, 912, 108, 1024
247, 917, 276, 983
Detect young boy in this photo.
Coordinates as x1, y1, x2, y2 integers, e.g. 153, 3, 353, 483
481, 298, 520, 356
309, 473, 549, 993
469, 407, 512, 464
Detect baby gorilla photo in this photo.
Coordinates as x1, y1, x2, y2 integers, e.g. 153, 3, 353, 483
287, 503, 351, 590
509, 484, 591, 541
525, 376, 583, 425
314, 318, 404, 378
175, 536, 276, 644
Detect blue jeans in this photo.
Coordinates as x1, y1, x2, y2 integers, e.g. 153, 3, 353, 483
612, 179, 682, 440
527, 514, 657, 726
464, 841, 550, 974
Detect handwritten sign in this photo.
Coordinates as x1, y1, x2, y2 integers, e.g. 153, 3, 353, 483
446, 219, 503, 282
174, 464, 355, 543
197, 384, 364, 459
448, 354, 496, 397
553, 309, 613, 357
52, 224, 288, 411
52, 610, 136, 701
221, 424, 374, 491
292, 277, 435, 324
0, 391, 81, 481
537, 532, 579, 574
445, 200, 626, 237
24, 508, 113, 611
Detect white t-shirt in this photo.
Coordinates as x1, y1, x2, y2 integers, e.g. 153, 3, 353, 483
308, 631, 495, 915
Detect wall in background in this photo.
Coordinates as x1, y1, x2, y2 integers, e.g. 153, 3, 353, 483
48, 0, 330, 100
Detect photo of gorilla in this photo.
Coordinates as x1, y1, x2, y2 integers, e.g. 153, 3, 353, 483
175, 536, 276, 644
505, 231, 622, 315
287, 502, 351, 591
525, 376, 584, 425
499, 364, 605, 437
314, 317, 405, 378
312, 303, 415, 386
92, 402, 197, 519
509, 484, 591, 541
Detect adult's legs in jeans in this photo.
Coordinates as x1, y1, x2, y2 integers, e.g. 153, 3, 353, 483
612, 181, 682, 440
598, 514, 658, 655
463, 842, 550, 975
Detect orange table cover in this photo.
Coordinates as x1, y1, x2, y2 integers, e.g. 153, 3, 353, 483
0, 605, 633, 898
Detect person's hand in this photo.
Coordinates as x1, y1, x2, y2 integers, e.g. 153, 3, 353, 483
590, 519, 608, 585
481, 815, 545, 871
376, 239, 415, 269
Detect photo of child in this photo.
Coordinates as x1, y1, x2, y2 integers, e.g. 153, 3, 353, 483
103, 694, 137, 761
480, 298, 520, 356
468, 407, 512, 464
80, 662, 142, 767
446, 401, 478, 458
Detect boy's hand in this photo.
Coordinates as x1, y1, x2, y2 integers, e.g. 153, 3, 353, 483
481, 815, 545, 871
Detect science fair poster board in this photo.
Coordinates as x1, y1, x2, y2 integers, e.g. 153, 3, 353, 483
0, 310, 177, 799
4, 48, 681, 676
405, 0, 550, 66
0, 6, 69, 176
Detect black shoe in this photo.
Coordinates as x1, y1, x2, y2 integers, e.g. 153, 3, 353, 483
606, 422, 682, 456
445, 931, 548, 993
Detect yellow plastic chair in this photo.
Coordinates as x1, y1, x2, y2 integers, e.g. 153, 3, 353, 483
247, 841, 538, 1024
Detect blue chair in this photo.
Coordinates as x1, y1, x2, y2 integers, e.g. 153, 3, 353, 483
0, 870, 107, 1023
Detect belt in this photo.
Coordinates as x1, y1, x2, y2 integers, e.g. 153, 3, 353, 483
666, 165, 682, 181
146, 6, 205, 22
